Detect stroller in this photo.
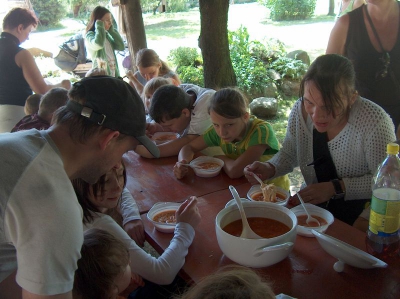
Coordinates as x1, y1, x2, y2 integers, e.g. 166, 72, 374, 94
54, 33, 91, 74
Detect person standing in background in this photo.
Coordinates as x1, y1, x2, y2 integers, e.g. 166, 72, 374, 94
85, 6, 125, 77
0, 8, 71, 107
326, 0, 400, 137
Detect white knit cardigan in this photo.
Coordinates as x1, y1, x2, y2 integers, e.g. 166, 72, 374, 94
269, 97, 396, 200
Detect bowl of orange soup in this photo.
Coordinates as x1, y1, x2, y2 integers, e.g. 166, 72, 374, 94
216, 201, 297, 268
247, 185, 290, 206
147, 202, 181, 233
290, 203, 334, 237
152, 132, 179, 145
190, 156, 224, 178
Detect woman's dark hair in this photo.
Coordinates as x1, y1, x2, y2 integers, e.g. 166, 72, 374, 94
299, 54, 356, 118
3, 7, 38, 30
208, 88, 248, 119
72, 161, 127, 224
85, 6, 111, 33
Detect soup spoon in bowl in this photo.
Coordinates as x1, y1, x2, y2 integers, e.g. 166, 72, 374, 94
229, 185, 262, 239
296, 193, 320, 227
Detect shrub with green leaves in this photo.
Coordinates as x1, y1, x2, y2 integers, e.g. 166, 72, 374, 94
270, 57, 308, 80
260, 0, 316, 21
169, 47, 203, 85
228, 26, 272, 98
32, 0, 67, 27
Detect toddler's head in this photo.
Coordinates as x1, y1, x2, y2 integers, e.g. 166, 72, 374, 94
73, 228, 131, 299
143, 77, 173, 110
24, 93, 42, 115
176, 265, 275, 299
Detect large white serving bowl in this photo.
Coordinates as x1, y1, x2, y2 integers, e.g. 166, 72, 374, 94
216, 201, 297, 268
190, 156, 224, 178
247, 185, 290, 206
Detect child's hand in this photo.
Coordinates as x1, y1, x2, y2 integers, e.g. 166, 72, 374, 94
173, 160, 189, 179
176, 196, 201, 229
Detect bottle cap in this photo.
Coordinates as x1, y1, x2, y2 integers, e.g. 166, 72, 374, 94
387, 143, 399, 155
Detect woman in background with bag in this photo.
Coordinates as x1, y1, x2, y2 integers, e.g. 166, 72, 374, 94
85, 6, 125, 77
244, 54, 395, 225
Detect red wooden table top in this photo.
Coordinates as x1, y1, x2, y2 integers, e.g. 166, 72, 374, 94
123, 151, 248, 214
142, 186, 400, 299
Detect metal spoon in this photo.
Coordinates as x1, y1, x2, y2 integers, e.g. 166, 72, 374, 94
229, 185, 262, 239
296, 193, 321, 227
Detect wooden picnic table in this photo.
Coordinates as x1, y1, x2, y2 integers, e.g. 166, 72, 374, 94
142, 186, 400, 299
122, 151, 248, 214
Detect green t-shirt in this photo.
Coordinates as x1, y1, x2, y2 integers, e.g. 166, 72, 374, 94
203, 117, 279, 162
202, 117, 290, 190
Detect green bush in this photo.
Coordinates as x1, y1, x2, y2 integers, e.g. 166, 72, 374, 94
169, 47, 203, 85
228, 26, 272, 98
168, 47, 202, 68
178, 66, 204, 86
270, 57, 308, 80
168, 0, 189, 12
32, 0, 67, 27
261, 0, 316, 21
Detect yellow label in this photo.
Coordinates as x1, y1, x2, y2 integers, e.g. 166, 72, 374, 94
369, 194, 400, 235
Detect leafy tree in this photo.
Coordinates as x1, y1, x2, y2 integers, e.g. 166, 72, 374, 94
31, 0, 67, 27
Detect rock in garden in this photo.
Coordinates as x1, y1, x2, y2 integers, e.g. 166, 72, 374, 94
287, 50, 310, 66
249, 97, 278, 119
281, 79, 300, 97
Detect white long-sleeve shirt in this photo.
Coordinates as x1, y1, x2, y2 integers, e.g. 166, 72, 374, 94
268, 97, 396, 200
119, 187, 141, 226
84, 213, 194, 285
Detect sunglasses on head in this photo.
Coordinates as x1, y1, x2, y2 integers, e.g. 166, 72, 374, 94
376, 52, 390, 79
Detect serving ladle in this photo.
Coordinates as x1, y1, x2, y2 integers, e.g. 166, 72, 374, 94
296, 193, 321, 227
229, 185, 262, 239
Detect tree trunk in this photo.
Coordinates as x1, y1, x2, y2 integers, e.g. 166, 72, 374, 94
199, 0, 236, 89
328, 0, 335, 16
121, 0, 147, 72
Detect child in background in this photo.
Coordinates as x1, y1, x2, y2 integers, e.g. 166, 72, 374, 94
143, 77, 173, 113
73, 228, 144, 299
135, 84, 216, 158
126, 48, 180, 95
72, 162, 201, 299
11, 88, 68, 132
24, 93, 42, 115
175, 265, 275, 299
173, 88, 290, 190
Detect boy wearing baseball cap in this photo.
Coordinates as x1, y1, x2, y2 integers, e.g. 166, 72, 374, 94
0, 76, 159, 298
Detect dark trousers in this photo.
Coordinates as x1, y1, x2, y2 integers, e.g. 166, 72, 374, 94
317, 198, 370, 225
128, 276, 188, 299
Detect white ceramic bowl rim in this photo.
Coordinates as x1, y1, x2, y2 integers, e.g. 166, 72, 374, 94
147, 202, 181, 227
247, 185, 290, 205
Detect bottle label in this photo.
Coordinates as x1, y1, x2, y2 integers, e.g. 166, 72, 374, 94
369, 190, 400, 236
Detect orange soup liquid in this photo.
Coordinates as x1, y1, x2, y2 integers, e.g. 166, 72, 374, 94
153, 210, 176, 224
296, 215, 327, 227
251, 192, 285, 203
198, 162, 219, 170
223, 217, 290, 238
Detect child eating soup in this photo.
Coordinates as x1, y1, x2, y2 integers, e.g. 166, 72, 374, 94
173, 87, 290, 190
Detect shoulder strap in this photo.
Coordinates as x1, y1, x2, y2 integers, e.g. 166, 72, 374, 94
312, 129, 339, 182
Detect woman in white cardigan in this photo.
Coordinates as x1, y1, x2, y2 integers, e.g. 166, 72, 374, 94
244, 54, 395, 225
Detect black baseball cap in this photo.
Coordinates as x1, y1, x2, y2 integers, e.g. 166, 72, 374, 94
66, 76, 159, 158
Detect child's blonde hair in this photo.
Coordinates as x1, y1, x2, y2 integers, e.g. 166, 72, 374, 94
73, 228, 130, 299
176, 265, 275, 299
85, 67, 107, 77
143, 77, 173, 98
208, 87, 249, 119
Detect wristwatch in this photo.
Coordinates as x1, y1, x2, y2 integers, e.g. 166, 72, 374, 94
331, 179, 345, 199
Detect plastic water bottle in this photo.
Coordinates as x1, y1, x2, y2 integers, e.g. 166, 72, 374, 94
366, 143, 400, 259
